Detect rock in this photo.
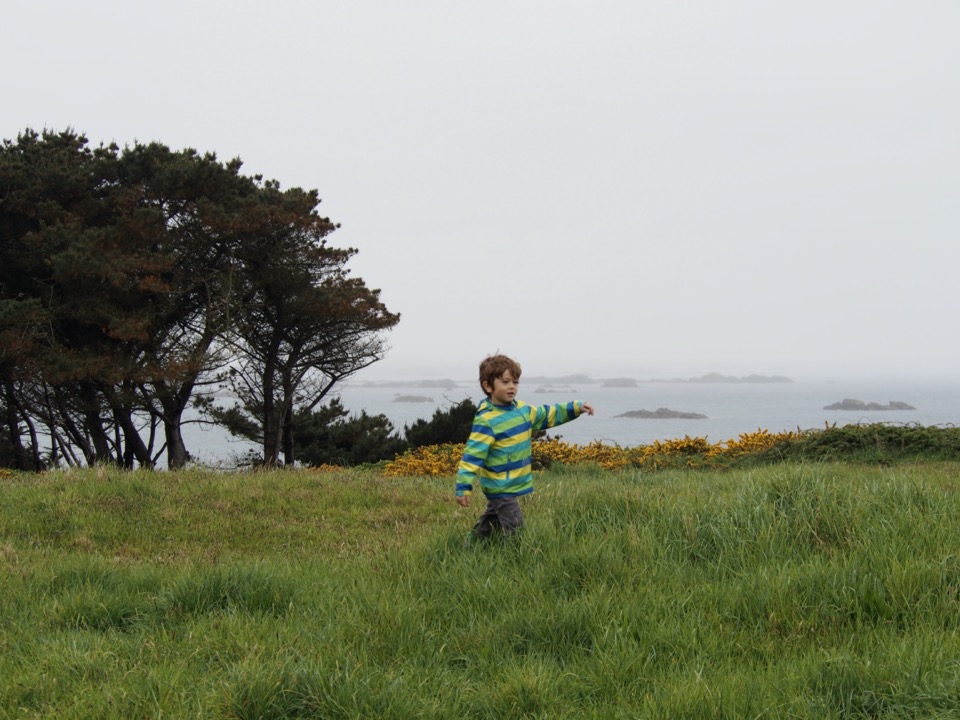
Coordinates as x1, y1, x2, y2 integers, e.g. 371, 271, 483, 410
534, 385, 577, 393
393, 394, 434, 403
601, 378, 638, 388
823, 398, 916, 411
615, 407, 708, 419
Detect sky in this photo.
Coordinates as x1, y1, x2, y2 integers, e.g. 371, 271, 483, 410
3, 1, 958, 382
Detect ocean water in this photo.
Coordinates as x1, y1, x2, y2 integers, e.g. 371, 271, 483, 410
335, 377, 960, 446
180, 377, 960, 464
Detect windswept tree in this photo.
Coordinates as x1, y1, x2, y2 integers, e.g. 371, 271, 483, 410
113, 143, 260, 468
1, 131, 250, 469
209, 183, 400, 466
2, 127, 399, 470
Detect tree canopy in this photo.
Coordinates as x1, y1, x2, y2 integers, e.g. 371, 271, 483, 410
0, 128, 399, 470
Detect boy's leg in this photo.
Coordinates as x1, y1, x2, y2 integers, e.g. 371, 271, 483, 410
493, 496, 524, 536
471, 497, 501, 539
471, 496, 525, 542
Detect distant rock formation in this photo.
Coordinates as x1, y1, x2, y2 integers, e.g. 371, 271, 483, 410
681, 373, 793, 384
601, 378, 638, 388
534, 385, 577, 393
616, 407, 708, 419
393, 394, 434, 403
823, 399, 916, 411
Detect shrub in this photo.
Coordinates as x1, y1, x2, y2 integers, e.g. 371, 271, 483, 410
380, 424, 960, 477
757, 423, 960, 464
383, 443, 464, 477
402, 397, 476, 448
293, 400, 406, 467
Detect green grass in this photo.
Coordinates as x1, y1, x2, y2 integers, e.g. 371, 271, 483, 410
4, 462, 960, 718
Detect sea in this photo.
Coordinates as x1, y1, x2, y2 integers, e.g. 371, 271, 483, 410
181, 376, 960, 465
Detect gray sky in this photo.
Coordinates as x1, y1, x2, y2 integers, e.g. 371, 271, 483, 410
4, 1, 958, 381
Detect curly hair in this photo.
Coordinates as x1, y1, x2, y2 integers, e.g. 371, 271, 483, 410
478, 354, 522, 396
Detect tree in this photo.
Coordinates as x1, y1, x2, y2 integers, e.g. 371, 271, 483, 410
2, 128, 398, 470
211, 183, 400, 466
403, 398, 477, 448
1, 131, 238, 469
113, 142, 260, 468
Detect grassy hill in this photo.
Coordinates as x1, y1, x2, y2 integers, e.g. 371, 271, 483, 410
4, 461, 960, 718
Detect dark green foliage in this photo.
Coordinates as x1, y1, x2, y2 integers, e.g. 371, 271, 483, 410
402, 397, 476, 448
289, 397, 475, 467
754, 423, 960, 465
293, 399, 406, 467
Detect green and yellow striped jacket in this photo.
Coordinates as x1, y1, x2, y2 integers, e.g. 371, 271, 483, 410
456, 398, 585, 498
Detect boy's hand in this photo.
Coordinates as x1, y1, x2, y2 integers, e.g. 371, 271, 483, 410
581, 402, 595, 416
457, 495, 471, 507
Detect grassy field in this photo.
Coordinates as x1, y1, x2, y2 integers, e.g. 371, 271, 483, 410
4, 461, 960, 718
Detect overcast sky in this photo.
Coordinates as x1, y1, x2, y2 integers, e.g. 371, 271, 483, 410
4, 1, 958, 382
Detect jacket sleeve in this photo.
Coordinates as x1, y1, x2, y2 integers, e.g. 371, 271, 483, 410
456, 415, 494, 497
530, 401, 583, 433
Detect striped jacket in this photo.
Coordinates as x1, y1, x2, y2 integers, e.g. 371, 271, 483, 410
456, 398, 585, 498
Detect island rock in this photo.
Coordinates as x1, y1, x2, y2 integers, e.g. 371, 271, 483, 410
615, 407, 708, 419
534, 384, 577, 393
823, 399, 916, 411
601, 378, 638, 388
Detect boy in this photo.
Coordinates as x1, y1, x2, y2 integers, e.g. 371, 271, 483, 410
455, 354, 594, 540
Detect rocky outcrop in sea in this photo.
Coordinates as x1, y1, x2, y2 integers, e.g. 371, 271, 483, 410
823, 399, 916, 411
616, 408, 708, 419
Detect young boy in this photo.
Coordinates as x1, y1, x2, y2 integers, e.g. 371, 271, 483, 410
455, 354, 594, 540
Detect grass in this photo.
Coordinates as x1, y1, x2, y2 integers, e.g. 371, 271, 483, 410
4, 461, 960, 718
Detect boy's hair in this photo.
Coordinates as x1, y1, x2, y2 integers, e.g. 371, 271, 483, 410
478, 354, 522, 396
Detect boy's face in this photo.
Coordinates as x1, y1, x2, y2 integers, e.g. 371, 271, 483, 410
482, 370, 518, 406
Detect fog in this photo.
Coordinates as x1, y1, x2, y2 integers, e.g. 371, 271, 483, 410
4, 1, 958, 383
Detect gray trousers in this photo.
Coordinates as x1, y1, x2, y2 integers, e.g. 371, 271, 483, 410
472, 495, 525, 538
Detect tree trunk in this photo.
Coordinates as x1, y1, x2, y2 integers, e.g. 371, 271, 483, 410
154, 383, 192, 470
105, 387, 152, 469
49, 385, 95, 466
281, 367, 296, 466
3, 379, 38, 471
262, 357, 281, 466
164, 421, 190, 470
79, 384, 115, 465
281, 405, 295, 466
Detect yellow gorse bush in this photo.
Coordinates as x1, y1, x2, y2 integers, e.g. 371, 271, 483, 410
535, 440, 631, 470
383, 443, 466, 477
712, 428, 805, 459
381, 429, 804, 477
